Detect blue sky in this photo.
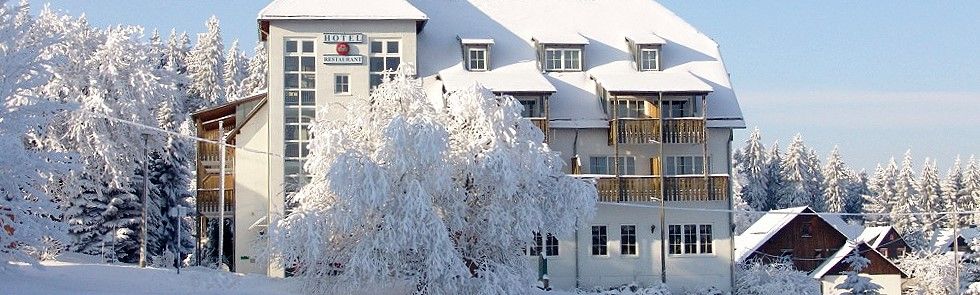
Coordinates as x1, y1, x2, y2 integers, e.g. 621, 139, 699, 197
31, 0, 980, 171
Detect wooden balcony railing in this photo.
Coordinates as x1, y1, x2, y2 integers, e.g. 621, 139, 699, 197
662, 118, 705, 144
609, 118, 706, 144
529, 117, 549, 142
591, 175, 729, 202
197, 188, 234, 215
609, 118, 660, 145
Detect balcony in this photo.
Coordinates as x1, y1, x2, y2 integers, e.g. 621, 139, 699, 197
609, 118, 705, 144
591, 175, 729, 202
197, 188, 234, 216
529, 117, 549, 142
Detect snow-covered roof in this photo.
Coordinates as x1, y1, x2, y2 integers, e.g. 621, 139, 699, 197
532, 32, 590, 45
810, 241, 907, 278
439, 65, 555, 94
734, 206, 811, 262
258, 0, 429, 21
458, 37, 494, 45
821, 214, 865, 240
408, 0, 745, 128
856, 226, 893, 248
626, 33, 667, 45
931, 227, 980, 251
591, 71, 713, 94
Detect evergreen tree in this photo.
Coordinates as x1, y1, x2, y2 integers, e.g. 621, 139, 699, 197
943, 157, 971, 227
918, 159, 944, 234
807, 149, 827, 211
862, 165, 888, 226
966, 156, 980, 225
765, 142, 786, 209
847, 170, 871, 217
892, 151, 924, 249
835, 251, 882, 295
734, 128, 769, 211
823, 146, 850, 213
777, 134, 823, 210
239, 41, 268, 97
222, 39, 246, 100
186, 15, 224, 111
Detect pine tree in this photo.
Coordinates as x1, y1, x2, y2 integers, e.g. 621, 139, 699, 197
239, 41, 268, 97
944, 157, 971, 227
778, 134, 822, 210
222, 39, 246, 100
892, 151, 924, 249
966, 156, 980, 225
823, 146, 850, 213
0, 0, 70, 265
765, 142, 786, 209
835, 251, 882, 295
807, 149, 827, 211
734, 128, 770, 211
918, 159, 944, 234
731, 173, 760, 234
847, 170, 871, 217
862, 165, 889, 226
186, 15, 224, 111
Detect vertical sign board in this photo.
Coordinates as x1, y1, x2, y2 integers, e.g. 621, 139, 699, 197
323, 33, 365, 65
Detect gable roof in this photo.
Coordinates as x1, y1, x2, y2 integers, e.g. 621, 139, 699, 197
258, 0, 429, 21
734, 206, 810, 262
406, 0, 744, 128
810, 241, 908, 278
856, 226, 894, 248
931, 226, 980, 251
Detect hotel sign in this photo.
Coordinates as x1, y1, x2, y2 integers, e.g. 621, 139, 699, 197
323, 33, 364, 43
323, 55, 364, 64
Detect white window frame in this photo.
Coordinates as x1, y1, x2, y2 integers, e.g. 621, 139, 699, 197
638, 47, 660, 71
615, 99, 648, 118
661, 96, 701, 118
283, 38, 317, 203
664, 155, 707, 176
334, 73, 350, 95
591, 225, 608, 256
544, 47, 582, 71
369, 39, 401, 90
667, 223, 714, 255
620, 225, 638, 256
467, 47, 488, 71
589, 156, 636, 175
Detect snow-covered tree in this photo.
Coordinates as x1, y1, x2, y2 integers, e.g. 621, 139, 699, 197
735, 128, 770, 211
892, 151, 924, 249
918, 159, 945, 233
0, 0, 71, 265
823, 146, 850, 213
901, 252, 960, 295
238, 41, 267, 97
222, 39, 246, 100
735, 259, 820, 295
944, 157, 972, 227
862, 165, 889, 226
268, 69, 597, 294
777, 134, 823, 210
731, 175, 760, 234
765, 142, 785, 209
186, 15, 224, 111
966, 156, 980, 225
806, 149, 826, 210
835, 252, 882, 295
847, 170, 871, 217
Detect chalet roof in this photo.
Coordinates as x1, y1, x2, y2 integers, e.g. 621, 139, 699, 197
407, 0, 745, 128
810, 241, 908, 278
821, 214, 865, 239
931, 226, 980, 251
258, 0, 428, 21
734, 206, 811, 262
191, 91, 267, 124
439, 64, 556, 94
856, 226, 894, 248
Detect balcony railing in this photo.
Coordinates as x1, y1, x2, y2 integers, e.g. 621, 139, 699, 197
529, 117, 549, 142
590, 175, 729, 202
609, 118, 705, 144
197, 188, 234, 215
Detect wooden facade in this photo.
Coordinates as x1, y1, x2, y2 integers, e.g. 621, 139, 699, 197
872, 228, 910, 260
594, 175, 729, 203
749, 208, 849, 272
823, 243, 906, 277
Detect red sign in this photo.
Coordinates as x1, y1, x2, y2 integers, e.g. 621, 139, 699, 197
336, 42, 350, 56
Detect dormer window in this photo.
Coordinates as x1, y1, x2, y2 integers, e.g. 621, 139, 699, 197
458, 37, 494, 71
627, 34, 666, 71
533, 33, 589, 72
467, 47, 488, 71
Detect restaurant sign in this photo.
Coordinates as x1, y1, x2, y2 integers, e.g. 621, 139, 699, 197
323, 54, 364, 64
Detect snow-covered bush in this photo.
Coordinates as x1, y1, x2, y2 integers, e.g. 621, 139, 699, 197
900, 251, 959, 295
576, 282, 671, 295
268, 68, 597, 294
735, 259, 820, 295
835, 252, 882, 295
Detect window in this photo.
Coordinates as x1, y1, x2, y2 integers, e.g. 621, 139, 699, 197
520, 100, 537, 118
529, 232, 559, 257
467, 47, 488, 71
639, 47, 660, 71
589, 156, 636, 175
668, 224, 713, 255
615, 100, 648, 118
664, 156, 706, 175
801, 221, 813, 238
661, 96, 700, 118
543, 47, 582, 71
621, 225, 637, 255
896, 247, 906, 257
879, 248, 889, 257
283, 39, 316, 207
334, 74, 350, 95
591, 226, 608, 256
369, 39, 401, 89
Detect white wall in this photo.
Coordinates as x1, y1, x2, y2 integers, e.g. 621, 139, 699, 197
233, 103, 270, 275
821, 274, 903, 295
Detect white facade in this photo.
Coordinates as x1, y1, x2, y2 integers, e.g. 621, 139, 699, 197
210, 0, 746, 293
821, 274, 903, 295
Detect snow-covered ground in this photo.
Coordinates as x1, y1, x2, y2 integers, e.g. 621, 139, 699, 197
2, 254, 300, 295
